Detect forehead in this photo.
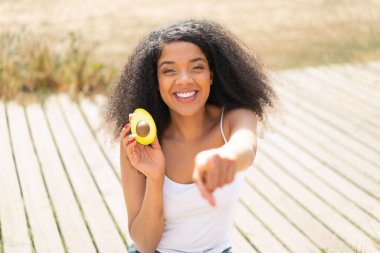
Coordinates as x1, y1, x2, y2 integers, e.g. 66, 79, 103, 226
158, 41, 207, 63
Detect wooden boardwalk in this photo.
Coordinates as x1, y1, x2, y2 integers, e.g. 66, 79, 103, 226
1, 61, 380, 253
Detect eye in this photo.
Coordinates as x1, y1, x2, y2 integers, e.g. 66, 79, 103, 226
192, 65, 205, 70
162, 68, 175, 74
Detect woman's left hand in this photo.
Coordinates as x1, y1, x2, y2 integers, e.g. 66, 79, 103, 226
192, 148, 237, 207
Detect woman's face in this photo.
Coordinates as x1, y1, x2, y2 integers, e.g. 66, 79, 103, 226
157, 41, 212, 117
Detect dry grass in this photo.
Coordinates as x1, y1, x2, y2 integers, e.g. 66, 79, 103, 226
0, 31, 116, 100
0, 0, 379, 99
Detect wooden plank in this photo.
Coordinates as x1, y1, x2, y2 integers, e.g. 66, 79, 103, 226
317, 64, 379, 102
6, 102, 64, 253
56, 94, 131, 247
234, 201, 290, 252
278, 66, 379, 112
275, 85, 380, 154
78, 97, 134, 245
308, 65, 380, 109
305, 69, 380, 120
275, 70, 380, 131
0, 101, 31, 253
25, 103, 96, 253
276, 117, 380, 198
258, 138, 380, 241
246, 165, 353, 252
254, 151, 379, 252
305, 67, 380, 113
1, 219, 2, 253
43, 96, 127, 253
277, 71, 380, 132
332, 64, 380, 92
231, 226, 258, 253
92, 95, 120, 172
78, 96, 119, 175
261, 131, 380, 221
365, 61, 380, 74
240, 180, 320, 252
281, 100, 380, 172
279, 109, 380, 184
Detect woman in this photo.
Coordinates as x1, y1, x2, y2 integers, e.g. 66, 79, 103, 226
105, 19, 276, 253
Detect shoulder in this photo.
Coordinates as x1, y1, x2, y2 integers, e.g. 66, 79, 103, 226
206, 104, 257, 120
225, 108, 257, 119
224, 108, 257, 140
225, 108, 257, 126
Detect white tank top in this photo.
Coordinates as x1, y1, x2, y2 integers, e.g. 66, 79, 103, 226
157, 107, 248, 253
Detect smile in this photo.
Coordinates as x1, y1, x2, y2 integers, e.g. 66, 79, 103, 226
174, 91, 198, 102
176, 91, 196, 98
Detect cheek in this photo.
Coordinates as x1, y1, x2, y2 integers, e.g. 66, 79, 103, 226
158, 74, 176, 90
157, 79, 171, 99
200, 71, 212, 82
157, 76, 165, 91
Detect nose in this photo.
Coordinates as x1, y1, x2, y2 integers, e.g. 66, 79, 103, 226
176, 69, 193, 85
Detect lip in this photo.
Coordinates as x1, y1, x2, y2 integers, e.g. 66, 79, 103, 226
173, 90, 199, 103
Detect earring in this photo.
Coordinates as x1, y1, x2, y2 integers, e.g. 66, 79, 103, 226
210, 80, 213, 85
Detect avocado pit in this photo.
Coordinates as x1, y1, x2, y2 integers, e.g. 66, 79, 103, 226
136, 120, 150, 137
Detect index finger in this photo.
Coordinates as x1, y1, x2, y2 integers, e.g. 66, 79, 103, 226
120, 123, 131, 140
193, 170, 215, 207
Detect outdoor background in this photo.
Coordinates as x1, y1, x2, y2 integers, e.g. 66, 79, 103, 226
1, 1, 380, 252
1, 0, 380, 99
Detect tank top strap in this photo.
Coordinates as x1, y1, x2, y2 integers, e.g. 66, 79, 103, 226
220, 106, 228, 144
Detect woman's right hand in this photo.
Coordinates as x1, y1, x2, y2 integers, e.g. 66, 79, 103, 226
120, 120, 165, 181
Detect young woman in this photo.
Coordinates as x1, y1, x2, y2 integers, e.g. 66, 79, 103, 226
105, 19, 276, 253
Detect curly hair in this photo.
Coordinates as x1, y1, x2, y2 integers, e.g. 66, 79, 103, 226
104, 19, 276, 140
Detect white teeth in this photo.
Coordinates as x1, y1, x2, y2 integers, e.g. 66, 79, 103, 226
176, 91, 196, 98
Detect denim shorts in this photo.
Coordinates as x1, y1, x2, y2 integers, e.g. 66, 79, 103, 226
128, 244, 232, 253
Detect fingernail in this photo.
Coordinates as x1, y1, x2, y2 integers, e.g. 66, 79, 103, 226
130, 138, 136, 143
124, 123, 129, 129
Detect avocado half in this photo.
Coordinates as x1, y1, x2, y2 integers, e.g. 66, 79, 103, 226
130, 108, 157, 145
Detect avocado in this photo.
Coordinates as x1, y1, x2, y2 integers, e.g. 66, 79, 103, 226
130, 108, 157, 145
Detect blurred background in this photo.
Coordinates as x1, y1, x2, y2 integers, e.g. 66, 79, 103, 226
1, 0, 380, 100
1, 1, 380, 252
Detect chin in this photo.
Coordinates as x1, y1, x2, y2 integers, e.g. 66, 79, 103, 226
170, 103, 205, 117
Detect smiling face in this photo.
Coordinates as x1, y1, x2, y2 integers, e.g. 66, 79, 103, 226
157, 41, 213, 117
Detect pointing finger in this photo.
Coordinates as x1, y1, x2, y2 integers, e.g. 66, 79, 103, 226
193, 168, 216, 207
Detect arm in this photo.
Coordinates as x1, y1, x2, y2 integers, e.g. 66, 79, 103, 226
219, 108, 257, 171
120, 124, 165, 252
193, 108, 257, 206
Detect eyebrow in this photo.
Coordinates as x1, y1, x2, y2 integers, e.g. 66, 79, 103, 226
158, 57, 207, 68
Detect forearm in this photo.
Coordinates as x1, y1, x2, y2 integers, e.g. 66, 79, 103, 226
130, 177, 164, 252
219, 136, 256, 172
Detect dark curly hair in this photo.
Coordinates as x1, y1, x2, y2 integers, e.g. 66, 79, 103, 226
104, 19, 276, 140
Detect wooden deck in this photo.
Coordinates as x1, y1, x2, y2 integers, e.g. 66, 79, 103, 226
1, 61, 380, 253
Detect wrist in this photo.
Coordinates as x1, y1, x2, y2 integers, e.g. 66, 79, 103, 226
146, 168, 165, 183
218, 145, 237, 160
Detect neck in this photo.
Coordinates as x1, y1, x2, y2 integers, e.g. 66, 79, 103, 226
165, 106, 211, 142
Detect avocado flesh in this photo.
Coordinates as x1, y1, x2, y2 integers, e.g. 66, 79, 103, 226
130, 108, 156, 145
